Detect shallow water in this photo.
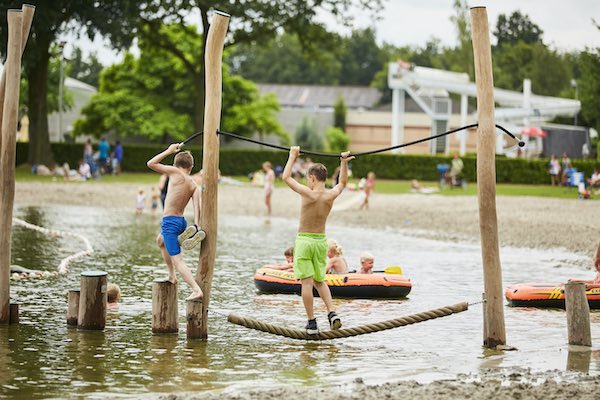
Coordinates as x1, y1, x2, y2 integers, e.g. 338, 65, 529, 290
1, 205, 599, 399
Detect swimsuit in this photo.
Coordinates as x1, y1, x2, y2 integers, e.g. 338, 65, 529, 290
161, 216, 187, 256
293, 233, 328, 282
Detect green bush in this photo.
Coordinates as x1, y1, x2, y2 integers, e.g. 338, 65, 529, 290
325, 127, 350, 153
15, 142, 600, 184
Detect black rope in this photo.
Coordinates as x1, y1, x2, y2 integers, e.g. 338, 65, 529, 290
180, 124, 524, 157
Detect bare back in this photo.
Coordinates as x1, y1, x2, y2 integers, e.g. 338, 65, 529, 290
163, 169, 197, 216
298, 189, 338, 233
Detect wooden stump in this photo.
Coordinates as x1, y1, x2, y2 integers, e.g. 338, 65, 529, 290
565, 282, 592, 347
186, 299, 204, 339
9, 303, 18, 324
67, 289, 80, 327
152, 279, 178, 334
567, 345, 591, 373
77, 271, 107, 330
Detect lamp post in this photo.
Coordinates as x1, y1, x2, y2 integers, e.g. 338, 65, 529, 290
571, 79, 578, 126
58, 41, 66, 142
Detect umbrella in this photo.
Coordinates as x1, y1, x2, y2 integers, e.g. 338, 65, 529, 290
521, 127, 547, 138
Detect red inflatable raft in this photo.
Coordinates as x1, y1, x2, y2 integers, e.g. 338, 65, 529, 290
505, 283, 600, 309
254, 267, 411, 299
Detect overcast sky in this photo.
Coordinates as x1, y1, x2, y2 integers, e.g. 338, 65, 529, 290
67, 0, 600, 65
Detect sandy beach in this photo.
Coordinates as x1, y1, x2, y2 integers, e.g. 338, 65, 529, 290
12, 181, 600, 399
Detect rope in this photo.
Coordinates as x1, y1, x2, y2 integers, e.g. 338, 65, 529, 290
216, 124, 524, 158
227, 301, 468, 340
12, 218, 94, 275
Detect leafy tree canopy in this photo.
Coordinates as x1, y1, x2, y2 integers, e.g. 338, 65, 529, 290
494, 11, 544, 47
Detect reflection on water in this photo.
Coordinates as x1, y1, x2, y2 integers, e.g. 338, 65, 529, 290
1, 205, 599, 398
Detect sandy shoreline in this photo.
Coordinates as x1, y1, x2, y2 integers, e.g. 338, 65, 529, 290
14, 181, 600, 257
11, 181, 600, 399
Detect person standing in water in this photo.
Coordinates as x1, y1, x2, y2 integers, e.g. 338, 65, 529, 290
263, 161, 275, 216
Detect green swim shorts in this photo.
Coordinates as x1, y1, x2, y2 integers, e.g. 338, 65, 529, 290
293, 232, 328, 282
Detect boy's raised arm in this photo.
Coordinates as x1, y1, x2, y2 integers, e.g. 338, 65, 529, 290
282, 146, 310, 195
147, 143, 181, 174
331, 151, 355, 196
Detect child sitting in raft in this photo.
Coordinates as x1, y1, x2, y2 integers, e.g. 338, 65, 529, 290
283, 146, 353, 334
326, 239, 349, 274
107, 283, 121, 309
147, 144, 206, 300
357, 252, 375, 274
584, 241, 600, 284
264, 247, 294, 271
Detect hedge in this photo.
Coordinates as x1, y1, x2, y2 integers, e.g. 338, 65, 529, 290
15, 142, 600, 184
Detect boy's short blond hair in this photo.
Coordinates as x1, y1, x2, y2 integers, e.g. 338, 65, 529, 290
327, 239, 343, 256
360, 252, 374, 262
107, 283, 121, 303
308, 163, 327, 182
175, 151, 194, 170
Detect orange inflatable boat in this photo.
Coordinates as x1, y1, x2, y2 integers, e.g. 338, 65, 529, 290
254, 266, 412, 299
505, 283, 600, 309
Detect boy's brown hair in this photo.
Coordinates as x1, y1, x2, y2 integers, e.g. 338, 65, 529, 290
284, 246, 294, 257
175, 151, 194, 170
107, 283, 121, 303
308, 163, 327, 182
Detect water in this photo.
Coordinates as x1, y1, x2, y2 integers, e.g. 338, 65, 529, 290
1, 206, 599, 399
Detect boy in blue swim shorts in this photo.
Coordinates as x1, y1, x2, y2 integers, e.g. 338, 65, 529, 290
147, 144, 204, 300
282, 146, 354, 334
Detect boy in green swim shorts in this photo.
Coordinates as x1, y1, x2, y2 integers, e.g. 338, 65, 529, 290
282, 146, 354, 334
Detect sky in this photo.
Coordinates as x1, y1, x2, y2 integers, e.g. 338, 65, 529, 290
65, 0, 600, 66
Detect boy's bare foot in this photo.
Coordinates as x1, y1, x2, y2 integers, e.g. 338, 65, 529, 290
166, 275, 178, 285
186, 290, 204, 301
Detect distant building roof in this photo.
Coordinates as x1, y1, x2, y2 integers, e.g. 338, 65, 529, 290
257, 84, 381, 110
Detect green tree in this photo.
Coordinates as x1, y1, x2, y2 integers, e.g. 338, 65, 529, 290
0, 0, 142, 165
448, 0, 473, 78
295, 118, 323, 150
325, 127, 349, 153
74, 25, 287, 143
494, 11, 544, 46
67, 48, 104, 87
339, 28, 386, 85
578, 49, 600, 134
333, 97, 346, 130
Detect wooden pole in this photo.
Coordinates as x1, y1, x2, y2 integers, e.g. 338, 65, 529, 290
77, 271, 107, 330
186, 299, 203, 339
67, 289, 80, 327
0, 4, 34, 149
9, 303, 18, 324
565, 282, 592, 347
152, 280, 178, 334
194, 10, 230, 340
470, 6, 506, 348
0, 10, 23, 324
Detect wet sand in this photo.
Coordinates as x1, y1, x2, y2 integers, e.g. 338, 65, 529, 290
14, 181, 600, 399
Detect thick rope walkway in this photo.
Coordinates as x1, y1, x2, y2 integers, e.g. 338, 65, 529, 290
227, 301, 468, 340
12, 217, 94, 274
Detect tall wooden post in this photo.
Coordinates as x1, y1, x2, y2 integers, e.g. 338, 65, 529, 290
0, 10, 24, 324
152, 280, 178, 334
192, 11, 230, 340
470, 7, 506, 348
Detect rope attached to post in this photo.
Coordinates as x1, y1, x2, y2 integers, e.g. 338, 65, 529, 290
12, 217, 94, 274
227, 302, 468, 340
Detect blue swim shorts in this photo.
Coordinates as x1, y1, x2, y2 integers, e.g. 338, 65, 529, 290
161, 216, 187, 256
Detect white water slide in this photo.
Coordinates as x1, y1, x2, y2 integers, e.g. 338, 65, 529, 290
387, 61, 580, 155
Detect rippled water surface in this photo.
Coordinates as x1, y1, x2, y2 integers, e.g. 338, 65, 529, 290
1, 206, 599, 399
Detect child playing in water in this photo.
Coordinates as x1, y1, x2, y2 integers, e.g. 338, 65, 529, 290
147, 144, 205, 300
326, 239, 349, 274
282, 146, 353, 334
135, 188, 145, 215
263, 161, 275, 216
107, 283, 121, 309
359, 171, 376, 210
357, 252, 375, 274
264, 247, 294, 271
150, 187, 160, 216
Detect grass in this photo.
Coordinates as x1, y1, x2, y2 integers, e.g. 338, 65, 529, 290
13, 166, 596, 200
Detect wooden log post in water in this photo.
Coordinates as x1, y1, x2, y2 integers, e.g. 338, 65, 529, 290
470, 7, 506, 348
0, 10, 24, 324
152, 280, 178, 334
77, 271, 107, 330
565, 282, 592, 347
193, 11, 230, 340
67, 290, 80, 327
186, 299, 203, 339
9, 303, 18, 324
